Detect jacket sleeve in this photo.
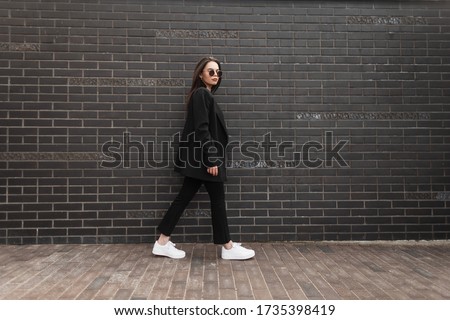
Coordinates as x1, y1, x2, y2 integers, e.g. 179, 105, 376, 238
191, 89, 219, 167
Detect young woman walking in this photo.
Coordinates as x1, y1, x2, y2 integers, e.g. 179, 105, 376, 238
152, 57, 255, 260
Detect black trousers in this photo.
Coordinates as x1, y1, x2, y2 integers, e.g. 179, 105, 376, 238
157, 176, 231, 245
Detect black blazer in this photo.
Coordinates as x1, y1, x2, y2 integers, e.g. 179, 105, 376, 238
174, 87, 229, 182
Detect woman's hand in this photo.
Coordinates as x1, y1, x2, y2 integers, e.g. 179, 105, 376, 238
207, 166, 218, 176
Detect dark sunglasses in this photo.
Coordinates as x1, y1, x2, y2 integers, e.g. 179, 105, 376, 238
207, 68, 222, 77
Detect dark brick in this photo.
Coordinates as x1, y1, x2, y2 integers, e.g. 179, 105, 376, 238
1, 0, 449, 244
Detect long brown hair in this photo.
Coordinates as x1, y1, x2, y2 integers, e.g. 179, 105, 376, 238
186, 57, 222, 105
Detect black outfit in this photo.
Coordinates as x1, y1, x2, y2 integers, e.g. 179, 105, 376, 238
157, 87, 231, 244
174, 87, 228, 182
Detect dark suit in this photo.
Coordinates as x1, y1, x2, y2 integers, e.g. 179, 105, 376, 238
174, 87, 229, 182
158, 87, 232, 244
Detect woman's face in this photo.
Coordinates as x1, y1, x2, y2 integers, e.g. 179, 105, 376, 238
201, 61, 221, 91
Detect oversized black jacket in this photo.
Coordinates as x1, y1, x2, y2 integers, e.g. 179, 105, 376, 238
174, 87, 229, 182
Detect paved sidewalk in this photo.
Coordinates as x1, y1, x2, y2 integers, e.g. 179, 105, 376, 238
0, 241, 449, 300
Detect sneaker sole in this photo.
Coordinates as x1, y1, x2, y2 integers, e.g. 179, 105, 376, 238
221, 252, 255, 260
152, 249, 186, 259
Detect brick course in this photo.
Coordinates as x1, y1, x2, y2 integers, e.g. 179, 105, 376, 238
0, 0, 449, 244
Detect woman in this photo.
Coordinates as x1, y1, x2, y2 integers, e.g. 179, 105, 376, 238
152, 57, 255, 260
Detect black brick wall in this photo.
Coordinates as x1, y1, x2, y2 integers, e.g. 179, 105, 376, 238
1, 0, 449, 244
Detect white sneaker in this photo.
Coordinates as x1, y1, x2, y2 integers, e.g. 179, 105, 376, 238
221, 243, 255, 260
152, 241, 186, 259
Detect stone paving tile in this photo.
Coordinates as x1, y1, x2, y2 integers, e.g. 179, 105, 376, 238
0, 242, 449, 300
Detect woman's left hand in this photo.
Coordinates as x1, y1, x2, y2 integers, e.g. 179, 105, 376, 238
207, 166, 218, 176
